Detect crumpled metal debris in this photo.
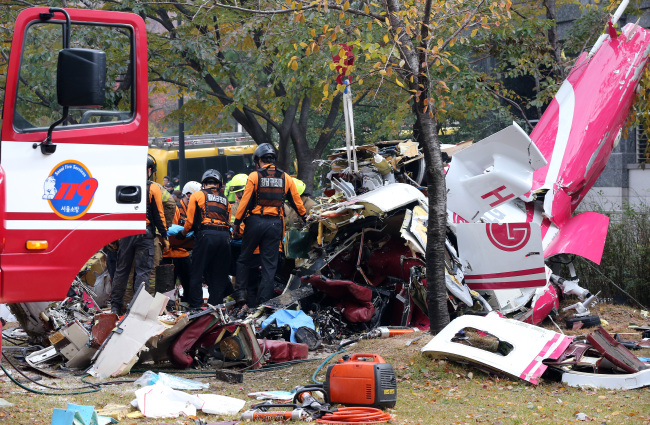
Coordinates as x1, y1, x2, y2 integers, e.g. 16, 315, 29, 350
422, 314, 650, 389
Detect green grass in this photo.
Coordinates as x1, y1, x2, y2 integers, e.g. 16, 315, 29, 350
1, 333, 649, 424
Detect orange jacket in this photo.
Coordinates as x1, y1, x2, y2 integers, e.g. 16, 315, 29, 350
234, 165, 306, 226
164, 208, 190, 258
147, 181, 167, 238
183, 187, 232, 234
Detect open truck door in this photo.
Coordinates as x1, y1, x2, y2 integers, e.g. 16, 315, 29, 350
0, 8, 148, 302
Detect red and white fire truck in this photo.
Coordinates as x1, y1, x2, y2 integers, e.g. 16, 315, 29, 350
1, 8, 148, 303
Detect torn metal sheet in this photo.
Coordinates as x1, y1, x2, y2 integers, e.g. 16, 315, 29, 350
397, 140, 419, 157
139, 313, 190, 364
560, 368, 650, 390
262, 286, 314, 310
531, 23, 650, 212
400, 210, 421, 254
48, 320, 97, 369
25, 346, 59, 367
88, 287, 168, 378
456, 223, 546, 291
65, 345, 97, 369
520, 283, 560, 325
354, 183, 426, 214
441, 140, 472, 157
90, 313, 118, 348
48, 320, 90, 361
542, 212, 610, 265
586, 327, 648, 373
399, 205, 427, 256
446, 122, 546, 222
421, 314, 573, 384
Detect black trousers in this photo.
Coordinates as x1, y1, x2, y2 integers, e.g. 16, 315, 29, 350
236, 214, 283, 307
110, 234, 154, 312
162, 256, 192, 302
189, 229, 231, 308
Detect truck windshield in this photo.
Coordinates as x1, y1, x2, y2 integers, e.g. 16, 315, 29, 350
13, 21, 134, 132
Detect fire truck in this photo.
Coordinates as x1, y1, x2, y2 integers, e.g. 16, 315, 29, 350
1, 8, 149, 303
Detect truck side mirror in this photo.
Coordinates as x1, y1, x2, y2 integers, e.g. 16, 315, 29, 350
57, 48, 107, 107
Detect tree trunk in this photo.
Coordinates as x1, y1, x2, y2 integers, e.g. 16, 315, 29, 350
385, 0, 450, 334
413, 113, 450, 334
296, 154, 317, 194
543, 0, 562, 68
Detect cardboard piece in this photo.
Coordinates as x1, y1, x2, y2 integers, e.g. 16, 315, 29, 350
87, 287, 168, 378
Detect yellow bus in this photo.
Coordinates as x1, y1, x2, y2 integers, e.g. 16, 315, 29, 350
148, 132, 257, 185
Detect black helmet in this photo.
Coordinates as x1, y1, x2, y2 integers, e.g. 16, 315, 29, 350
253, 143, 277, 163
147, 154, 157, 173
201, 169, 222, 185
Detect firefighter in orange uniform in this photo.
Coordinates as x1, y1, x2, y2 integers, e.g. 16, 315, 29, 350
111, 155, 169, 314
162, 181, 201, 303
234, 143, 306, 307
178, 170, 232, 310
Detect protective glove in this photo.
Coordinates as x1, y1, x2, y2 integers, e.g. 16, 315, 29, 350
162, 238, 170, 253
234, 224, 241, 237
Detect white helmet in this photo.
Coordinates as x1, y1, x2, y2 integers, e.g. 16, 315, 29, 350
182, 181, 201, 196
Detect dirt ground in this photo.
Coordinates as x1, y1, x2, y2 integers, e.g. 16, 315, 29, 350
0, 302, 648, 424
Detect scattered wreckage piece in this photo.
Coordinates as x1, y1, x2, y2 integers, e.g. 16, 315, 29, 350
531, 23, 650, 230
138, 313, 190, 364
585, 327, 647, 374
560, 368, 650, 390
456, 223, 546, 292
88, 287, 168, 378
48, 320, 96, 369
423, 315, 650, 389
258, 339, 309, 363
170, 314, 263, 370
90, 313, 119, 348
262, 286, 314, 310
421, 314, 573, 385
440, 18, 650, 326
446, 123, 546, 222
25, 345, 60, 368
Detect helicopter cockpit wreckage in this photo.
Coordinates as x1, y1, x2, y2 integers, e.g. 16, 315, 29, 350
3, 1, 649, 392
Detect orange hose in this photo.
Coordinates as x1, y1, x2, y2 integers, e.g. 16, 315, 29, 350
316, 407, 392, 424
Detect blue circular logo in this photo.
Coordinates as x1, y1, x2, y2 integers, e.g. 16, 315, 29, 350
44, 160, 98, 219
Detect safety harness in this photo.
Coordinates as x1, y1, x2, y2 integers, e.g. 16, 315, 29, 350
256, 167, 285, 215
201, 188, 229, 229
176, 197, 189, 225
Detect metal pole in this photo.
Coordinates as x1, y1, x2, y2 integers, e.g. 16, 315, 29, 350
178, 93, 186, 188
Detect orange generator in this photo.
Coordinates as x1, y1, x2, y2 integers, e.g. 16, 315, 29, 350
324, 353, 397, 409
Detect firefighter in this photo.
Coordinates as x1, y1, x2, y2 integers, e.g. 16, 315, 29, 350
223, 170, 237, 203
162, 180, 201, 303
110, 155, 169, 315
227, 173, 249, 304
178, 170, 232, 309
234, 143, 306, 307
228, 173, 249, 225
284, 177, 316, 229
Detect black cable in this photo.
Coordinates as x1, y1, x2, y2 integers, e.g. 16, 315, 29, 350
1, 352, 99, 390
1, 332, 29, 346
235, 338, 267, 373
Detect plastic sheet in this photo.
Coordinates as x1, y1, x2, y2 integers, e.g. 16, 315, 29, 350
132, 382, 245, 418
134, 371, 209, 390
261, 309, 315, 343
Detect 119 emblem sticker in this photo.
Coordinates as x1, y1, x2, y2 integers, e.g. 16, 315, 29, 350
43, 160, 98, 219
